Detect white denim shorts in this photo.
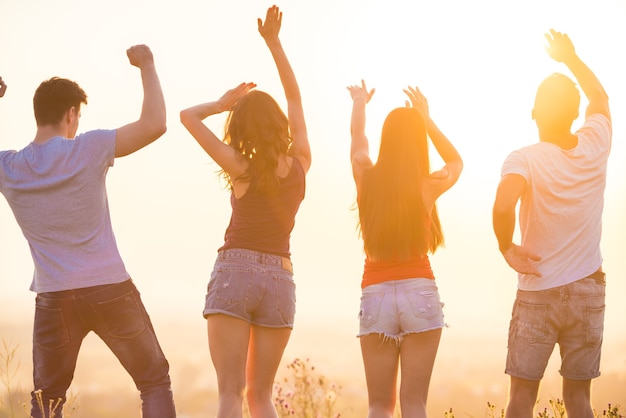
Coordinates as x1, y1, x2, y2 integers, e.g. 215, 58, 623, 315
357, 278, 445, 343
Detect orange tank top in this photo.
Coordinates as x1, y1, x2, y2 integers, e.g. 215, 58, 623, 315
362, 255, 434, 289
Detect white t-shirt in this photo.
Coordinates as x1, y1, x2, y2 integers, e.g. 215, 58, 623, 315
0, 130, 130, 292
501, 114, 612, 291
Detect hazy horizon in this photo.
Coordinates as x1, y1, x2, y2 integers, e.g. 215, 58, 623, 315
1, 0, 625, 416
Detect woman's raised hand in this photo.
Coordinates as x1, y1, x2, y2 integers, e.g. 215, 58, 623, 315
403, 85, 429, 118
258, 5, 282, 44
347, 80, 375, 103
217, 82, 257, 112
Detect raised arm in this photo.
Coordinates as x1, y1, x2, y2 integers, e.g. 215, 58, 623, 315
180, 82, 256, 179
258, 5, 311, 173
115, 45, 167, 158
0, 77, 7, 97
347, 80, 375, 189
545, 29, 610, 121
404, 86, 463, 196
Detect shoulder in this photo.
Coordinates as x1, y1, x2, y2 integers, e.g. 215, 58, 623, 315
72, 130, 117, 163
576, 114, 611, 146
74, 129, 116, 144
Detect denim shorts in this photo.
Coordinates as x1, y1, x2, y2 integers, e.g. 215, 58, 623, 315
506, 271, 606, 381
203, 248, 296, 328
357, 278, 445, 344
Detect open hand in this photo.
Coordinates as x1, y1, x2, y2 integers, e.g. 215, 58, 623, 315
502, 244, 542, 277
544, 29, 576, 64
217, 82, 257, 112
347, 80, 375, 103
258, 5, 282, 44
403, 85, 429, 118
126, 45, 155, 69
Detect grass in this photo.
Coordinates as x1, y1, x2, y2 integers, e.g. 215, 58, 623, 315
1, 340, 77, 418
1, 338, 622, 417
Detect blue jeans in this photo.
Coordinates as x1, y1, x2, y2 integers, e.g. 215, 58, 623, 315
31, 280, 176, 418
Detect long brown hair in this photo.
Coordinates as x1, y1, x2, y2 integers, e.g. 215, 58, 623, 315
358, 107, 444, 262
223, 90, 291, 195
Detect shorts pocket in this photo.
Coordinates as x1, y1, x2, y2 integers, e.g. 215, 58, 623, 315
510, 300, 549, 344
405, 287, 442, 320
93, 292, 146, 339
210, 267, 255, 306
33, 305, 70, 350
359, 292, 383, 328
273, 272, 296, 322
584, 305, 605, 346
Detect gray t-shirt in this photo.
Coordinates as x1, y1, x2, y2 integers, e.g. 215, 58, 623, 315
0, 130, 130, 292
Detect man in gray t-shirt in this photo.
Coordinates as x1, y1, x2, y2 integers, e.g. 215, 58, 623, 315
0, 46, 176, 418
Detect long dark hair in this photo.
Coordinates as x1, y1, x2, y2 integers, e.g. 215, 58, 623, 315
358, 107, 444, 262
222, 90, 291, 195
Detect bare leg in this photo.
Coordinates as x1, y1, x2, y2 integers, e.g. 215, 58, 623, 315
398, 329, 441, 418
563, 378, 593, 418
207, 315, 251, 418
505, 376, 540, 418
360, 334, 400, 418
245, 325, 292, 418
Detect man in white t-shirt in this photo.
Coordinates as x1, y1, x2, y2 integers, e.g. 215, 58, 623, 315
0, 46, 176, 418
493, 30, 611, 418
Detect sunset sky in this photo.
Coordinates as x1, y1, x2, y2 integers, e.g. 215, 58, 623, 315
1, 0, 625, 411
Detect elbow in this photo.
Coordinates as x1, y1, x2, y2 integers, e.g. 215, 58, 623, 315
151, 119, 167, 139
492, 201, 514, 220
179, 109, 193, 129
156, 119, 167, 137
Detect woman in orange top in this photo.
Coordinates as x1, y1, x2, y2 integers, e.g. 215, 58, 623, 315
347, 80, 463, 418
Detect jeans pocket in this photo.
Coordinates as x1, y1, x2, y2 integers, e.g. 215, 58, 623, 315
93, 291, 146, 339
584, 305, 605, 346
405, 288, 442, 320
33, 305, 70, 350
511, 300, 549, 344
273, 272, 296, 323
211, 267, 255, 306
359, 292, 383, 328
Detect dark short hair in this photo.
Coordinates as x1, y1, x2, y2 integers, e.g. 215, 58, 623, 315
33, 77, 88, 126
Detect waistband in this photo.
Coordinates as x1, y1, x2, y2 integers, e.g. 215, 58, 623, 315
217, 248, 293, 274
37, 279, 134, 298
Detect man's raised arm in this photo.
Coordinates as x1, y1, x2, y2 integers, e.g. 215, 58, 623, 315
115, 45, 167, 158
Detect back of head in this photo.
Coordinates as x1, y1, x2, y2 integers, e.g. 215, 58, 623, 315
533, 73, 580, 131
358, 107, 444, 261
33, 77, 88, 127
377, 107, 429, 172
224, 90, 291, 193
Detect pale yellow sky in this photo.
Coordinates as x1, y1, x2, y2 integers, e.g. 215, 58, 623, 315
1, 0, 625, 396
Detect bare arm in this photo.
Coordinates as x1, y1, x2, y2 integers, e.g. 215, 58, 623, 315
180, 82, 256, 179
492, 174, 542, 276
347, 80, 375, 190
0, 77, 6, 98
258, 6, 311, 173
115, 45, 167, 158
545, 29, 610, 120
404, 86, 463, 199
